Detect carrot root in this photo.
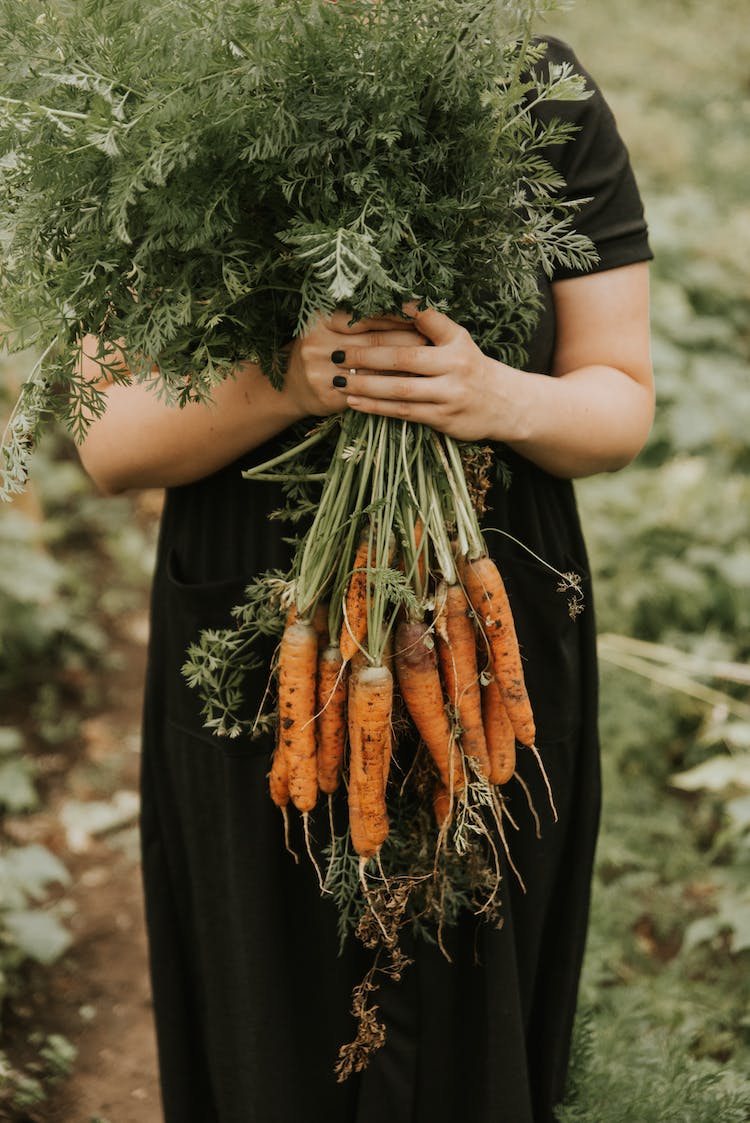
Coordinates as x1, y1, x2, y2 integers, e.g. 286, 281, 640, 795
394, 619, 464, 794
529, 743, 558, 822
279, 804, 299, 863
316, 645, 348, 794
433, 782, 453, 830
513, 769, 542, 839
490, 790, 526, 895
303, 810, 325, 892
277, 619, 319, 814
459, 554, 536, 749
435, 581, 491, 779
481, 675, 517, 786
347, 663, 393, 858
340, 534, 372, 664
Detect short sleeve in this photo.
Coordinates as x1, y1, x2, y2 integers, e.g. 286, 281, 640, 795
534, 38, 653, 280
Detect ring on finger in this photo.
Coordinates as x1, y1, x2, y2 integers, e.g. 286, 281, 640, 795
349, 367, 357, 376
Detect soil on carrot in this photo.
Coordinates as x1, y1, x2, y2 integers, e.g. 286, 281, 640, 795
3, 614, 162, 1123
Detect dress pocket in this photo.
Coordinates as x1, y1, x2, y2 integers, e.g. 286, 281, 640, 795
495, 551, 590, 747
160, 548, 275, 757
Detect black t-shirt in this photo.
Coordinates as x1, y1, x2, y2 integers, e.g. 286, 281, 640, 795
518, 38, 652, 377
539, 37, 652, 281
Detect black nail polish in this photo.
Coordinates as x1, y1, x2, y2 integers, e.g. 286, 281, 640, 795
332, 374, 348, 389
331, 350, 346, 364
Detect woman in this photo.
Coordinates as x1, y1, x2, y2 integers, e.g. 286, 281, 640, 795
78, 38, 653, 1123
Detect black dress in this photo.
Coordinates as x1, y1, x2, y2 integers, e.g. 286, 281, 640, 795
139, 40, 652, 1123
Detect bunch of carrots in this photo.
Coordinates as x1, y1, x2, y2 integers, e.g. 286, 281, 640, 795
272, 548, 540, 858
242, 408, 556, 874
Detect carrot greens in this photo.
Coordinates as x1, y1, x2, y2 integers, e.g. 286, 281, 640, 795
1, 0, 595, 491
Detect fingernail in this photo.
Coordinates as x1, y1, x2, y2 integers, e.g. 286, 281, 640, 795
331, 350, 346, 364
332, 374, 348, 388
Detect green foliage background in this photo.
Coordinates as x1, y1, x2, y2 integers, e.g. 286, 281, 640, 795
544, 0, 750, 1116
1, 0, 750, 1114
0, 351, 155, 1108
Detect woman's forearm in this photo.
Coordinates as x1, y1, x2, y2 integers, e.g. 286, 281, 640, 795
78, 362, 304, 494
489, 360, 655, 479
499, 263, 654, 478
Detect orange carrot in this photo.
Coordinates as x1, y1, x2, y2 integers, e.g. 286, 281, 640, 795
316, 645, 348, 794
394, 619, 464, 792
433, 782, 453, 829
269, 743, 290, 808
380, 630, 394, 790
313, 601, 331, 649
340, 534, 372, 663
345, 654, 375, 857
347, 771, 380, 860
347, 663, 392, 857
277, 619, 319, 813
435, 581, 491, 779
459, 555, 535, 748
482, 675, 517, 785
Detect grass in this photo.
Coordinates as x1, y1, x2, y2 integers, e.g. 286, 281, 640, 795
544, 2, 750, 1116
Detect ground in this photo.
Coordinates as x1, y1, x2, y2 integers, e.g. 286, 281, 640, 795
32, 843, 161, 1123
4, 611, 162, 1123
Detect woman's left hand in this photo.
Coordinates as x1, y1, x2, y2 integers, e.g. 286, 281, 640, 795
330, 305, 503, 441
329, 263, 655, 478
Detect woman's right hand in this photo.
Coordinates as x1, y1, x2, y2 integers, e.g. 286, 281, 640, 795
283, 307, 429, 419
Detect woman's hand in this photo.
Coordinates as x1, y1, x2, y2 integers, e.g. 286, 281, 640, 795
330, 264, 655, 480
283, 307, 429, 419
328, 305, 506, 441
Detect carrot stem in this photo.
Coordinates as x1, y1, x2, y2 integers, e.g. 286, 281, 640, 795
242, 418, 336, 479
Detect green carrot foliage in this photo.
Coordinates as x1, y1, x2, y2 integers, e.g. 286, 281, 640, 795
1, 0, 595, 498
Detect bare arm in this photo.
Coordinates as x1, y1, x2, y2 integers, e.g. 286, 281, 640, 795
332, 262, 654, 479
506, 263, 654, 476
77, 359, 303, 495
76, 312, 425, 494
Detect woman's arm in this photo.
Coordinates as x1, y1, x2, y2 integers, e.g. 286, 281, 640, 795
77, 311, 426, 494
77, 358, 304, 495
331, 262, 654, 479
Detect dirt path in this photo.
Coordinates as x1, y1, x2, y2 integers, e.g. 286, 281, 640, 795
35, 842, 161, 1123
5, 610, 162, 1123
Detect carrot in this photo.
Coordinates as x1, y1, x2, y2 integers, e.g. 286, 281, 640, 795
459, 554, 535, 748
277, 619, 319, 813
316, 645, 348, 794
347, 662, 392, 857
340, 533, 372, 663
380, 630, 394, 790
286, 600, 329, 648
345, 652, 368, 859
394, 619, 464, 792
435, 581, 491, 779
347, 771, 377, 859
482, 675, 517, 785
268, 743, 290, 808
433, 782, 453, 829
313, 601, 331, 649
